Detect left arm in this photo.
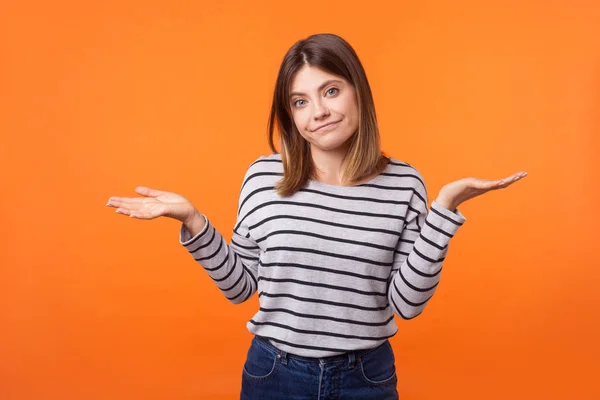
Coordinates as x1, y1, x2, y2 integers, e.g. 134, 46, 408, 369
388, 192, 466, 319
388, 169, 527, 319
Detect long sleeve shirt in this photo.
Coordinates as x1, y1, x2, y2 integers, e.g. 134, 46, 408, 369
179, 153, 466, 358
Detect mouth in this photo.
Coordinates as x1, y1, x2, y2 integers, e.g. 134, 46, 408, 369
313, 120, 342, 132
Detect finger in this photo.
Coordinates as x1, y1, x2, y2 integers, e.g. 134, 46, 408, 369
496, 172, 527, 187
470, 178, 501, 190
495, 177, 515, 187
114, 207, 131, 216
514, 171, 528, 180
114, 207, 155, 219
135, 186, 165, 198
128, 210, 160, 219
106, 199, 144, 209
107, 196, 145, 205
504, 171, 528, 181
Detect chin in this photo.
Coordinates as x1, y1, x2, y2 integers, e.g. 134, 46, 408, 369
312, 137, 352, 152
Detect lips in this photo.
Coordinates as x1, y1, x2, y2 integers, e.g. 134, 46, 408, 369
313, 120, 341, 132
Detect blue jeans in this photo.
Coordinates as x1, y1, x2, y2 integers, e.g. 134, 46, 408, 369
240, 336, 399, 399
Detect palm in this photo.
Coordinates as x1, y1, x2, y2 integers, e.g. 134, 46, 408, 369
438, 171, 527, 210
106, 186, 193, 221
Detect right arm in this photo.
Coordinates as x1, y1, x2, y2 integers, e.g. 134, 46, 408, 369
179, 209, 260, 305
178, 162, 263, 304
106, 166, 261, 305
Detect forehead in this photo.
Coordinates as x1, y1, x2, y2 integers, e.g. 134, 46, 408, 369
290, 65, 346, 91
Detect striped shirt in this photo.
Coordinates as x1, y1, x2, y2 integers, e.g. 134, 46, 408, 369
179, 153, 466, 357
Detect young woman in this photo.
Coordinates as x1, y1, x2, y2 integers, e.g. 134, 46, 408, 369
106, 33, 526, 399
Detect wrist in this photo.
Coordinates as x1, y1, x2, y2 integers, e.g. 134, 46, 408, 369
183, 209, 206, 237
183, 206, 200, 226
434, 197, 457, 212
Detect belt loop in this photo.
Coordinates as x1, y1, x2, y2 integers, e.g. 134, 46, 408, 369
348, 351, 356, 369
276, 350, 288, 365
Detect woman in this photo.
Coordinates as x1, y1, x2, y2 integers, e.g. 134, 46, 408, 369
106, 33, 526, 399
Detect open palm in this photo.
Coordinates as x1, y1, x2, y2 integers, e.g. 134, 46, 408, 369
106, 186, 194, 221
437, 171, 528, 211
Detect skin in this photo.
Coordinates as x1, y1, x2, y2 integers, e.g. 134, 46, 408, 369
288, 64, 362, 185
106, 64, 527, 227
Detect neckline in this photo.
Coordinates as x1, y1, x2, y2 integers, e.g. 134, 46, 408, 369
306, 158, 392, 189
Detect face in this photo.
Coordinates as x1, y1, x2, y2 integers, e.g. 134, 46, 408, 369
288, 65, 359, 154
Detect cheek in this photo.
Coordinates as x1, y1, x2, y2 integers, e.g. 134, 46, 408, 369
346, 103, 359, 129
345, 97, 359, 117
292, 112, 310, 132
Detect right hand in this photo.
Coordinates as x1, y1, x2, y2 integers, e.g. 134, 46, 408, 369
106, 186, 197, 224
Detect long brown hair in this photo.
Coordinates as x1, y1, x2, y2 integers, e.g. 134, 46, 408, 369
267, 33, 388, 197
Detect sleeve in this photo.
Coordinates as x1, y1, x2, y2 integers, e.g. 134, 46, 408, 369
178, 164, 261, 304
387, 172, 467, 319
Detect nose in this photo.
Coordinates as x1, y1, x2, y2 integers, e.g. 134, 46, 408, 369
312, 100, 330, 120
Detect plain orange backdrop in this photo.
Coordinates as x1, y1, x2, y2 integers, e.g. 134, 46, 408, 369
1, 1, 599, 399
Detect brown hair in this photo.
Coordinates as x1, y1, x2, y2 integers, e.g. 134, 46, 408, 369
267, 33, 389, 197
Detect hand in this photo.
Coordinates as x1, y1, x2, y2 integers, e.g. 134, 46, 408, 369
435, 171, 528, 211
106, 186, 197, 224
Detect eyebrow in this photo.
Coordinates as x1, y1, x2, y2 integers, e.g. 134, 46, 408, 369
289, 79, 344, 99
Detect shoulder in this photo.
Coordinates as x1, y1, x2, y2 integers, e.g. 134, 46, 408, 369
238, 153, 283, 194
386, 156, 429, 199
247, 153, 282, 170
242, 153, 283, 178
386, 157, 426, 186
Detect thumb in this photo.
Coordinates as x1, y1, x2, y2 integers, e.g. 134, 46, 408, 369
135, 186, 164, 197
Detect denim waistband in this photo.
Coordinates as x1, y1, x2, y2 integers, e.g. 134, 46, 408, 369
254, 335, 386, 365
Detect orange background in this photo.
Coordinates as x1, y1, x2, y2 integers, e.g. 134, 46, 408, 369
1, 1, 599, 399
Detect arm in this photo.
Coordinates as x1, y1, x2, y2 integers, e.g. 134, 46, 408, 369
179, 170, 260, 305
388, 185, 466, 319
388, 167, 527, 319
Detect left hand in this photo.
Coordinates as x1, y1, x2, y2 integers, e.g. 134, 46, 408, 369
435, 171, 528, 211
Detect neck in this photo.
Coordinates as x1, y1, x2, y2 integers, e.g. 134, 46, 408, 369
310, 145, 351, 185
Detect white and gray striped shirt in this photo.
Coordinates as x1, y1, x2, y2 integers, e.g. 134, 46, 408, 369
180, 153, 466, 357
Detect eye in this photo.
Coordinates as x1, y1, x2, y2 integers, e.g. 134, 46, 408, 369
291, 88, 338, 108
